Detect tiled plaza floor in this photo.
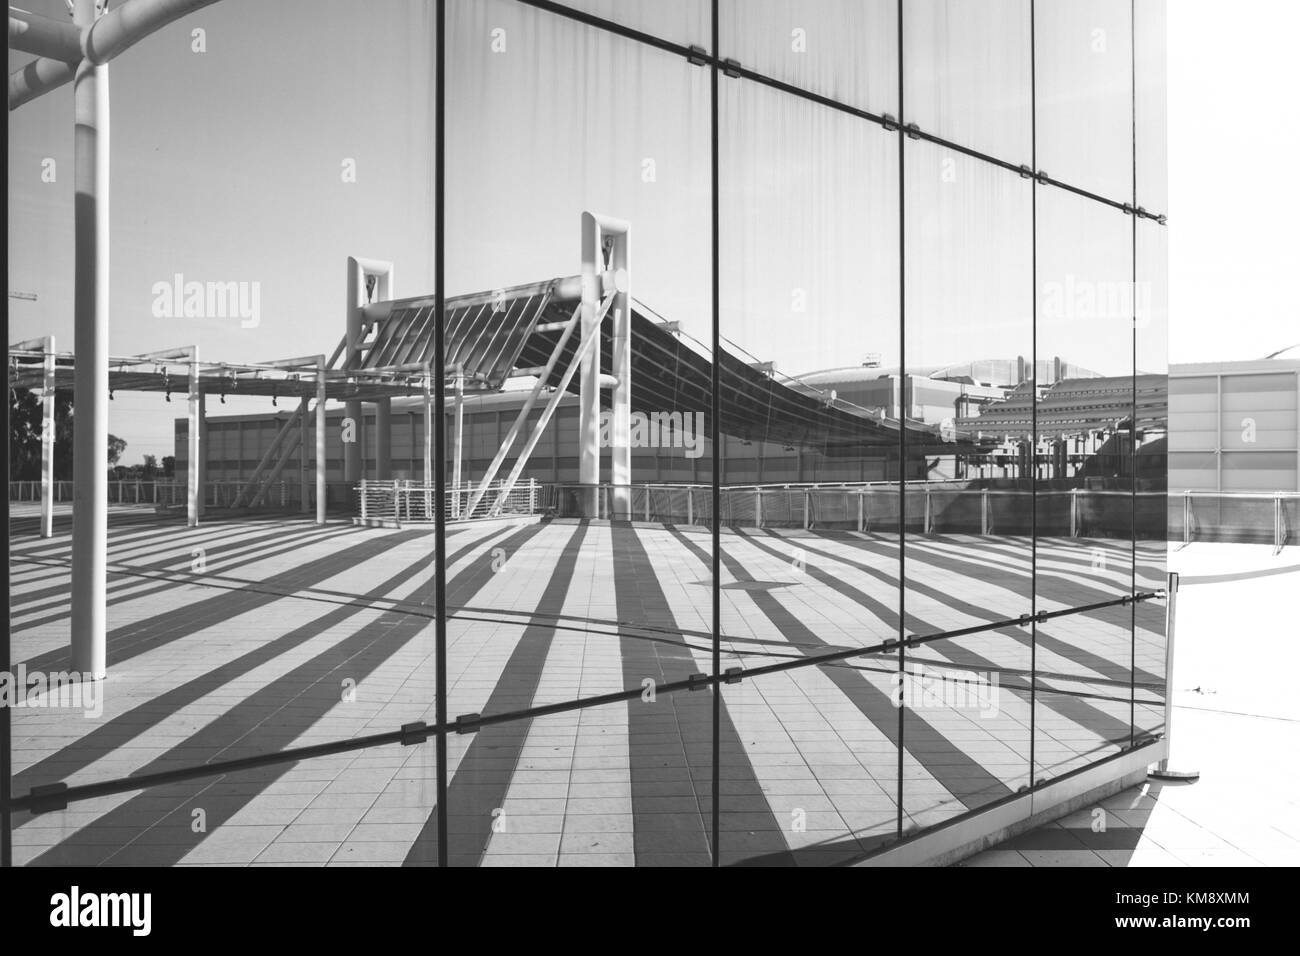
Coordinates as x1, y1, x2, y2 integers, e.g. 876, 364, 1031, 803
7, 506, 1162, 866
962, 542, 1300, 867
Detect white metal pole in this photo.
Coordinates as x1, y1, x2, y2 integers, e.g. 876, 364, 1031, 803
299, 395, 309, 513
187, 348, 200, 527
40, 334, 55, 538
70, 0, 108, 680
452, 371, 464, 518
197, 387, 207, 519
343, 257, 363, 485
609, 228, 631, 520
1151, 572, 1198, 781
316, 356, 327, 525
423, 366, 433, 520
579, 213, 602, 518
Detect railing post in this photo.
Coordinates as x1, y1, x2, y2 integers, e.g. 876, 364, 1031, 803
529, 478, 537, 515
803, 490, 811, 530
923, 487, 931, 535
981, 490, 990, 536
687, 487, 694, 526
359, 479, 368, 522
1151, 571, 1199, 781
1183, 491, 1191, 547
755, 487, 762, 529
1276, 493, 1284, 554
644, 484, 651, 523
857, 490, 865, 532
1069, 488, 1078, 538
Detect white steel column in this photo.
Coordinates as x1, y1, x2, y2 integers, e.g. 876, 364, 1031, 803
299, 395, 310, 513
579, 215, 602, 517
609, 226, 631, 520
579, 212, 630, 519
315, 356, 327, 525
344, 257, 394, 488
40, 334, 55, 538
186, 348, 200, 527
451, 370, 464, 518
197, 388, 207, 519
70, 0, 109, 680
344, 258, 364, 485
422, 364, 434, 520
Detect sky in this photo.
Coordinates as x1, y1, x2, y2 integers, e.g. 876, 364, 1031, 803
1167, 0, 1300, 365
7, 0, 1296, 462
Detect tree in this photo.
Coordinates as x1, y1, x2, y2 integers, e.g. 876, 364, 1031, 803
8, 387, 74, 480
161, 455, 176, 478
8, 388, 42, 481
141, 454, 158, 480
9, 386, 130, 476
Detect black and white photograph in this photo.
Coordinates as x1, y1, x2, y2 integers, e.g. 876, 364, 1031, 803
2, 0, 1295, 931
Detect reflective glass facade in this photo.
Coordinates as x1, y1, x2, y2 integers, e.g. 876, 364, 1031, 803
4, 0, 1167, 867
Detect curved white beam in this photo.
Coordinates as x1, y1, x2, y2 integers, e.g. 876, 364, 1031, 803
9, 6, 82, 60
82, 0, 221, 65
9, 53, 77, 109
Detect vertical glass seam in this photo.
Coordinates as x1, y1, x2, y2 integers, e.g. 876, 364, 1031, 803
1129, 0, 1139, 748
895, 0, 906, 842
709, 0, 721, 869
1029, 0, 1039, 789
434, 0, 449, 868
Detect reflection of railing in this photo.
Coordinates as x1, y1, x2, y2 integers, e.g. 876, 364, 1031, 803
8, 480, 354, 514
357, 478, 539, 523
10, 479, 163, 504
1171, 491, 1298, 553
9, 479, 189, 506
540, 481, 1164, 538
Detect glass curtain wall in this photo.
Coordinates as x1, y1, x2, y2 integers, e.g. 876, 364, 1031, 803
3, 0, 1167, 867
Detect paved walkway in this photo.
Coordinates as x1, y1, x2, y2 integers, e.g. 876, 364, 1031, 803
961, 542, 1300, 867
7, 509, 1159, 866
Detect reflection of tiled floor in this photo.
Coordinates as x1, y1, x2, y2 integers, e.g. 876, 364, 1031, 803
962, 542, 1300, 867
7, 509, 1160, 866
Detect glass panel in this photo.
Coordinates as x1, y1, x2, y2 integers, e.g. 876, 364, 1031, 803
14, 742, 437, 866
720, 0, 898, 117
1035, 0, 1133, 202
719, 77, 901, 863
902, 140, 1034, 821
1134, 0, 1168, 214
1033, 185, 1135, 783
1134, 218, 1168, 745
7, 0, 440, 865
444, 0, 714, 865
904, 0, 1032, 164
549, 0, 709, 48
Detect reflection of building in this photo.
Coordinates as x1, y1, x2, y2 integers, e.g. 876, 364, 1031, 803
178, 353, 1154, 489
1169, 356, 1300, 492
17, 0, 1171, 872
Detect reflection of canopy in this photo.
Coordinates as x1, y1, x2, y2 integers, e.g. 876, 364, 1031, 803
372, 278, 931, 452
515, 303, 932, 452
367, 281, 556, 389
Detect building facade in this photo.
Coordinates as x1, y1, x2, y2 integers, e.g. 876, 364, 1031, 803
161, 0, 1173, 865
1169, 357, 1300, 493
